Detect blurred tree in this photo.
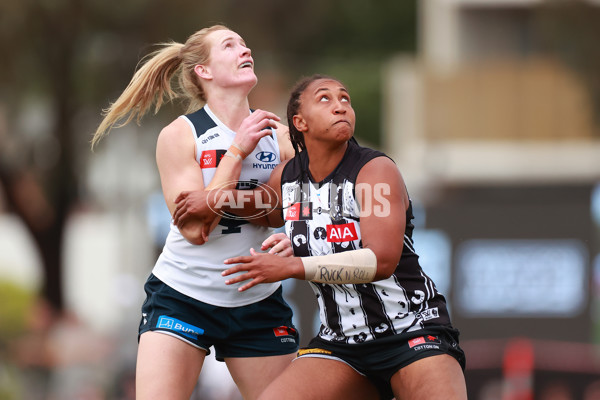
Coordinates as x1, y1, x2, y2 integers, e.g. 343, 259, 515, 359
0, 0, 195, 313
0, 0, 416, 315
0, 0, 85, 312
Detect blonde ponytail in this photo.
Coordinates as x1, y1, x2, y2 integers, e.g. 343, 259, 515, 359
92, 24, 229, 149
92, 42, 183, 148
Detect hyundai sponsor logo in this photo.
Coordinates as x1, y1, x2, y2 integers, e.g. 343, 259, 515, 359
255, 151, 276, 163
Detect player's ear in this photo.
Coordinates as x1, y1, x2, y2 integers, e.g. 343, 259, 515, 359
194, 64, 212, 80
293, 115, 307, 133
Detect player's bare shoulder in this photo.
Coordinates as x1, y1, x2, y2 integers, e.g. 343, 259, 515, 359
157, 117, 196, 157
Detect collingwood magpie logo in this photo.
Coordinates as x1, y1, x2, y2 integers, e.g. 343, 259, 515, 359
253, 151, 277, 169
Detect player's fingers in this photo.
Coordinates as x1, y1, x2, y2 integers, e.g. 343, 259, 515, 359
172, 204, 184, 225
277, 247, 293, 257
261, 237, 275, 251
267, 242, 283, 254
262, 233, 286, 249
175, 191, 189, 203
224, 256, 251, 265
251, 109, 280, 122
224, 273, 249, 285
237, 280, 259, 292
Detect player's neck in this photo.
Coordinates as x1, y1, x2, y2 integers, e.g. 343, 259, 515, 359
206, 92, 250, 132
306, 142, 348, 182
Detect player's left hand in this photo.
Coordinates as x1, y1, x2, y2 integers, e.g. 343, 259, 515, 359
223, 250, 303, 292
261, 232, 293, 257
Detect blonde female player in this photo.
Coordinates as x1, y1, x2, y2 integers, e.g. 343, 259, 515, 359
92, 25, 298, 400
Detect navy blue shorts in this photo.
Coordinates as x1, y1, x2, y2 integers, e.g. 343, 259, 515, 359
297, 326, 465, 400
139, 274, 299, 361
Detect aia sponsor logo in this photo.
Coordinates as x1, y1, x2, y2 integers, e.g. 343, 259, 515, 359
284, 202, 313, 221
408, 335, 441, 348
326, 223, 358, 242
200, 149, 227, 169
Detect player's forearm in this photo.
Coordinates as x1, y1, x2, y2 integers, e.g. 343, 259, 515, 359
204, 146, 245, 191
209, 185, 280, 227
301, 249, 378, 284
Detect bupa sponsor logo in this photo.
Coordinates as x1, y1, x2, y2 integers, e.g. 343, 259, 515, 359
156, 316, 204, 340
326, 223, 358, 242
200, 149, 227, 169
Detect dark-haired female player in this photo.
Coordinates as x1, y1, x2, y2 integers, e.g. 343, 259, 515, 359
174, 75, 467, 399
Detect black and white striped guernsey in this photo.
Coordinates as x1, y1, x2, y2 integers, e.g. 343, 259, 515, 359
280, 140, 451, 344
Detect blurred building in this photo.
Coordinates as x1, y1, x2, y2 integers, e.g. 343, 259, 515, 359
384, 0, 600, 398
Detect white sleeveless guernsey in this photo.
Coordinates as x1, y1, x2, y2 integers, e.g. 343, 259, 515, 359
152, 105, 281, 307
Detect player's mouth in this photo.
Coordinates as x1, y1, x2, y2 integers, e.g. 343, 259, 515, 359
239, 60, 253, 69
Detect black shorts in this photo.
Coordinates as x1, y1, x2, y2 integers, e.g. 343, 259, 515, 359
139, 274, 299, 361
297, 326, 465, 400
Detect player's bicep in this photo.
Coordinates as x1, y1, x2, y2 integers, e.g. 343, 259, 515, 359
156, 120, 205, 216
356, 157, 406, 279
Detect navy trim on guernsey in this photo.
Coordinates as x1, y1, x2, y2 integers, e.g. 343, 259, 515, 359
186, 108, 217, 137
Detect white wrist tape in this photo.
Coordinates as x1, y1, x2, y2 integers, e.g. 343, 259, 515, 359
301, 248, 377, 284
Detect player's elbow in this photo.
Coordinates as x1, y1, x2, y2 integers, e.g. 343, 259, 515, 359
179, 224, 207, 245
186, 235, 206, 246
371, 252, 401, 281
